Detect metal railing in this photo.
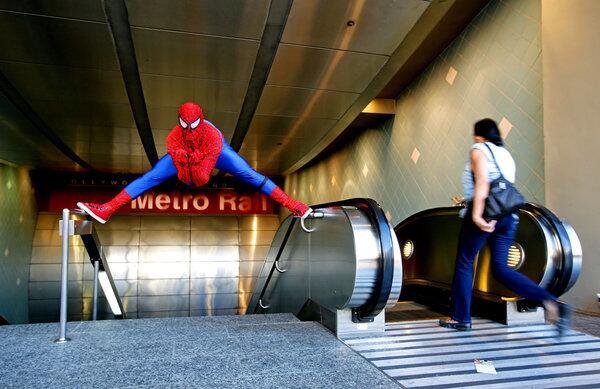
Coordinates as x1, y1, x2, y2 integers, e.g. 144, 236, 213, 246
55, 208, 125, 344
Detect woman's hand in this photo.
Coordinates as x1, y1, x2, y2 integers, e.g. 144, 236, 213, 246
452, 195, 466, 206
472, 215, 496, 232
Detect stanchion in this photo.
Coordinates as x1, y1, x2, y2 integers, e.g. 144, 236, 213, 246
92, 260, 99, 321
55, 208, 71, 343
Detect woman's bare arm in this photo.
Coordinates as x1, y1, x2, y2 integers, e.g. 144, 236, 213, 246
471, 149, 496, 232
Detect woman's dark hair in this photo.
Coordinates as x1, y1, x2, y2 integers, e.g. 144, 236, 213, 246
474, 118, 503, 146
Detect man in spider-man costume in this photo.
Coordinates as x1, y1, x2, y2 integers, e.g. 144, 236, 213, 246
77, 102, 312, 223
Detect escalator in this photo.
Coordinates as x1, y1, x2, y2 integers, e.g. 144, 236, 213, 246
248, 198, 403, 337
248, 200, 582, 335
394, 203, 582, 323
343, 203, 588, 388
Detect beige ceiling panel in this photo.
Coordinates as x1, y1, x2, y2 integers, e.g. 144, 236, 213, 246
51, 126, 139, 147
239, 138, 316, 170
242, 134, 289, 151
267, 44, 388, 93
0, 63, 128, 105
0, 12, 118, 70
50, 126, 91, 143
0, 96, 76, 169
281, 0, 430, 55
140, 75, 247, 114
205, 111, 239, 139
32, 100, 135, 129
90, 127, 140, 144
88, 142, 146, 157
256, 86, 358, 119
0, 0, 105, 21
148, 107, 238, 139
87, 154, 147, 173
132, 28, 259, 81
126, 0, 270, 39
247, 115, 337, 139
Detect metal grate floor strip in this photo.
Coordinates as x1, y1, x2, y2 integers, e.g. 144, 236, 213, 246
342, 320, 600, 388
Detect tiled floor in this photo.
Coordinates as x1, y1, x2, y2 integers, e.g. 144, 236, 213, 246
0, 314, 398, 388
573, 311, 600, 338
343, 318, 600, 388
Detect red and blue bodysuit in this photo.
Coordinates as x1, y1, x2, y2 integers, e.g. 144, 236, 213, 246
77, 102, 311, 223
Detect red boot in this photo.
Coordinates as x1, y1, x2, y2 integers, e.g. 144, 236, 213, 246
269, 187, 311, 217
77, 190, 132, 224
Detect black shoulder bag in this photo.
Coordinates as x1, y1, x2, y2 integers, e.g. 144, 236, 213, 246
478, 143, 526, 219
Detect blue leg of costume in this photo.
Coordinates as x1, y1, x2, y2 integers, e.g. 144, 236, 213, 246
215, 142, 277, 195
124, 154, 178, 199
123, 144, 276, 199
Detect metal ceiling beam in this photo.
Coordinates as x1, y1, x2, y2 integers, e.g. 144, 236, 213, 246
103, 0, 158, 166
228, 0, 293, 152
0, 70, 96, 171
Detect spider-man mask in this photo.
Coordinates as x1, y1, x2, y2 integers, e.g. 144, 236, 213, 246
178, 102, 204, 130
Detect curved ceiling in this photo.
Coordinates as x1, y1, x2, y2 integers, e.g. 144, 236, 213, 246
0, 0, 486, 175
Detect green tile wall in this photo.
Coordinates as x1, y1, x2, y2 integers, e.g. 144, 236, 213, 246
286, 0, 543, 225
0, 163, 37, 324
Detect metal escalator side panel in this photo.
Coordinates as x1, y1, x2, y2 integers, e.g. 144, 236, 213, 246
246, 197, 402, 323
344, 207, 380, 308
247, 199, 402, 320
307, 206, 360, 311
561, 220, 582, 292
247, 215, 295, 313
521, 203, 583, 296
248, 206, 359, 315
349, 199, 397, 321
394, 205, 572, 301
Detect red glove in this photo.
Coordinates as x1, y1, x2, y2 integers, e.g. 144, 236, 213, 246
189, 151, 211, 187
269, 187, 310, 216
171, 149, 191, 185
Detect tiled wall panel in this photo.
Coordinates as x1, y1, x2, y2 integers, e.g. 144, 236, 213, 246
286, 0, 544, 225
28, 213, 278, 322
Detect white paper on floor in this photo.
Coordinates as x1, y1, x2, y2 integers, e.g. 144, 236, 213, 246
474, 359, 497, 374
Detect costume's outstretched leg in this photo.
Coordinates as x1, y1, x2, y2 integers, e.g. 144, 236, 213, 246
77, 190, 132, 224
215, 142, 312, 217
77, 154, 178, 223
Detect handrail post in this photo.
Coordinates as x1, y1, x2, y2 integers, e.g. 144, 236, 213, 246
92, 259, 100, 321
55, 208, 71, 343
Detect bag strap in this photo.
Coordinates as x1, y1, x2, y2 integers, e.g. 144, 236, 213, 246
483, 143, 506, 180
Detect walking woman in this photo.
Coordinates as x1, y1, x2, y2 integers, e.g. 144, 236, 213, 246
439, 119, 570, 335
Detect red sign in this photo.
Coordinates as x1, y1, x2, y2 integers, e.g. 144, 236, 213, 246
44, 189, 275, 215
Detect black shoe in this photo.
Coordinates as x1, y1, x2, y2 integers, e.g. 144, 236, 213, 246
557, 301, 572, 339
439, 318, 472, 331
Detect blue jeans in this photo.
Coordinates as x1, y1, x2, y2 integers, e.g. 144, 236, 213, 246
123, 142, 277, 199
451, 213, 556, 323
